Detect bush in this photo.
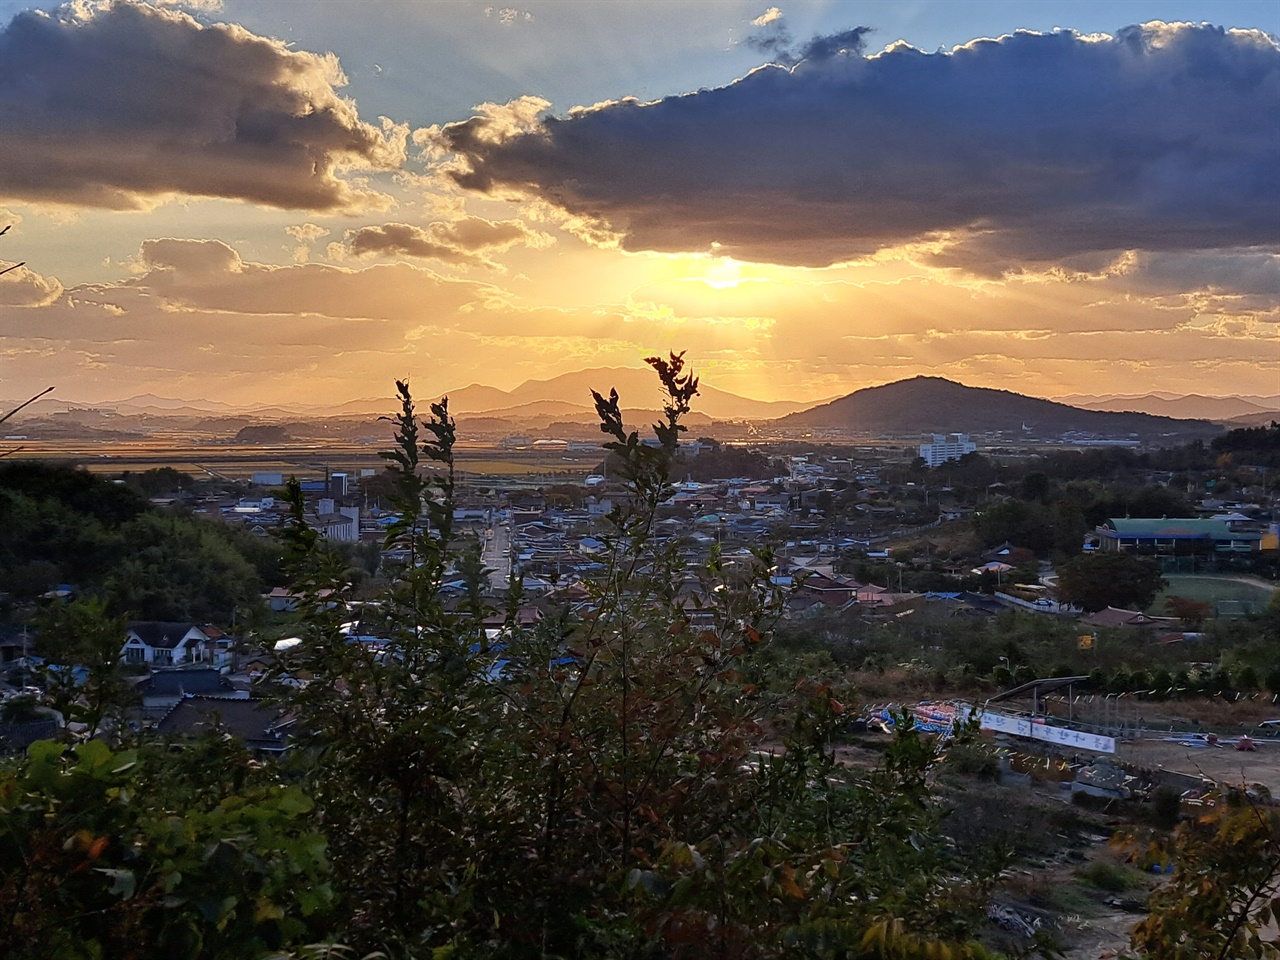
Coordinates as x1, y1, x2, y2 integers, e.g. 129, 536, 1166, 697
1150, 669, 1174, 699
0, 696, 41, 724
943, 743, 1000, 781
1077, 859, 1144, 892
1150, 787, 1183, 830
1267, 667, 1280, 695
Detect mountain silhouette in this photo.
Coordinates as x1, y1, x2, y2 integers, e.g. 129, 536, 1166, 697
778, 376, 1220, 438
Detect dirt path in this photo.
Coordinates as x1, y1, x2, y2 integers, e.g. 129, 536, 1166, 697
1116, 736, 1280, 794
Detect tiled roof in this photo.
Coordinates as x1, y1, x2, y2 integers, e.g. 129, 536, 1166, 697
156, 697, 291, 749
140, 667, 231, 696
1100, 518, 1254, 539
127, 622, 204, 649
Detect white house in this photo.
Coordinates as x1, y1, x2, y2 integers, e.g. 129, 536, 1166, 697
121, 622, 213, 667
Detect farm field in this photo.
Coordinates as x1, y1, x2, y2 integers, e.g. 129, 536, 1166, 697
5, 437, 598, 483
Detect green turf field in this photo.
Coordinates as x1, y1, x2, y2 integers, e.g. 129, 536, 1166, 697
1153, 574, 1276, 617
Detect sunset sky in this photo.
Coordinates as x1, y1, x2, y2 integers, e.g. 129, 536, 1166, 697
0, 0, 1277, 408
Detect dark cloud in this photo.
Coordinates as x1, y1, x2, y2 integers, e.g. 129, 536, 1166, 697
1124, 249, 1280, 299
439, 22, 1280, 271
744, 9, 871, 67
0, 1, 403, 210
797, 28, 873, 63
346, 217, 550, 266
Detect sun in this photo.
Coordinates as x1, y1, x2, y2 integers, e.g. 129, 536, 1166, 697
698, 257, 744, 290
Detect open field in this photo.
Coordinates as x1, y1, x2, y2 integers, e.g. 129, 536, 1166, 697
1153, 573, 1275, 616
4, 437, 598, 482
1116, 735, 1280, 793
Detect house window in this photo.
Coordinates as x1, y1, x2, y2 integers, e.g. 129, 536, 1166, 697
124, 646, 146, 663
153, 649, 173, 666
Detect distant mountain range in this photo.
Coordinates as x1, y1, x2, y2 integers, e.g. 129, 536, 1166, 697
4, 368, 831, 422
1058, 392, 1280, 423
779, 376, 1223, 439
4, 374, 1268, 441
425, 368, 832, 421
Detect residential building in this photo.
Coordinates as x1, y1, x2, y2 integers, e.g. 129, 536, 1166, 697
121, 622, 214, 667
919, 434, 977, 467
156, 697, 294, 757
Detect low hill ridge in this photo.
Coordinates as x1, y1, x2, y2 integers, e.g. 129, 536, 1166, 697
780, 376, 1219, 438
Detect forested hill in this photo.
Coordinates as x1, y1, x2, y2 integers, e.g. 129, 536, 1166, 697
777, 376, 1221, 439
0, 462, 278, 622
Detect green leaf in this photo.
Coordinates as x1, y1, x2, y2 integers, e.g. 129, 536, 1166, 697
96, 867, 136, 900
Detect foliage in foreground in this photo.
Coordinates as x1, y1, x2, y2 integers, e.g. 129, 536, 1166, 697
1129, 788, 1280, 959
2, 357, 1274, 958
0, 737, 330, 960
271, 355, 1003, 958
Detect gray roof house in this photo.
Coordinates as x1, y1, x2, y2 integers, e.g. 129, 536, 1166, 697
122, 622, 212, 667
156, 696, 294, 756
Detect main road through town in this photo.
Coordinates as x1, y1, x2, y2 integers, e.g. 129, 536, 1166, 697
482, 512, 513, 591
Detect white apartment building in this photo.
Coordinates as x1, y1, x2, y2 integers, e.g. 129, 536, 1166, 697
919, 433, 976, 467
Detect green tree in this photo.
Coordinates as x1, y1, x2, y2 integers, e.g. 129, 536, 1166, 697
0, 738, 331, 960
1055, 552, 1166, 613
1150, 668, 1174, 699
972, 500, 1053, 555
122, 466, 194, 497
1266, 667, 1280, 696
1018, 471, 1050, 502
270, 359, 1005, 958
35, 598, 133, 741
1131, 788, 1280, 959
1166, 594, 1212, 629
0, 462, 272, 619
103, 512, 264, 621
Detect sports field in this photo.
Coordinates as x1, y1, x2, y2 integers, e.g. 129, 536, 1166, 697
1154, 574, 1276, 617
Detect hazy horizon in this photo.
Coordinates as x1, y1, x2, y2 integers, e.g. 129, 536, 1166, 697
9, 369, 1280, 420
0, 1, 1277, 407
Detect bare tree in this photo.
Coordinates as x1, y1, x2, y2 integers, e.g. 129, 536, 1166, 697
0, 223, 21, 277
1, 225, 54, 449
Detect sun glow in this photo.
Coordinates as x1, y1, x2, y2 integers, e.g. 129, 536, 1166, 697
697, 257, 744, 290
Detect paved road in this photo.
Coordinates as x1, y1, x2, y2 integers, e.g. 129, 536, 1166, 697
482, 514, 512, 590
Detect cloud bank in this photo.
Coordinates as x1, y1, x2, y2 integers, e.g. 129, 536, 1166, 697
346, 217, 551, 266
438, 22, 1280, 270
0, 1, 404, 211
2, 230, 1278, 405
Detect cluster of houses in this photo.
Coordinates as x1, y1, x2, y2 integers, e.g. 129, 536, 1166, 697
4, 438, 1278, 756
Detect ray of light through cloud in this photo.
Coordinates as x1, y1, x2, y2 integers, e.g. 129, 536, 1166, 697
0, 0, 1276, 404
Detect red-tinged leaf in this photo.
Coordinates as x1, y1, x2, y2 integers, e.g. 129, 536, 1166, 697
745, 626, 760, 644
779, 864, 804, 899
829, 698, 845, 715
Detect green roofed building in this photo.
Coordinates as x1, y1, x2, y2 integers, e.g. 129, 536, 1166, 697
1096, 518, 1262, 556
